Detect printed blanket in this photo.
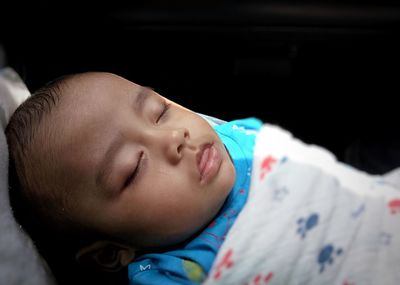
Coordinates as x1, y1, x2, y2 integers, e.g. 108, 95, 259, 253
204, 124, 400, 285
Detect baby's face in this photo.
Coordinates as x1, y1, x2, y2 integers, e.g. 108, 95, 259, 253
49, 73, 235, 249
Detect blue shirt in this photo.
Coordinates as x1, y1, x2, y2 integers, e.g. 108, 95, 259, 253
128, 118, 262, 284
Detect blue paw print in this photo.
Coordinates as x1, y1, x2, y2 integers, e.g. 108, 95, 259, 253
317, 244, 343, 273
351, 203, 365, 218
297, 213, 319, 238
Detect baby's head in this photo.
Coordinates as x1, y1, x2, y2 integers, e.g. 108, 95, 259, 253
6, 72, 235, 272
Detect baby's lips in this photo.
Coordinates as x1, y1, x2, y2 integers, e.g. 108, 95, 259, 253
197, 143, 213, 176
196, 143, 222, 183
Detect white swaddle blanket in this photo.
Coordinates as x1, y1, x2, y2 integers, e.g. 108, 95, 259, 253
204, 123, 400, 285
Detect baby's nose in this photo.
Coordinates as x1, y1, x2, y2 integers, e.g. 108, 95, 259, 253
163, 128, 190, 163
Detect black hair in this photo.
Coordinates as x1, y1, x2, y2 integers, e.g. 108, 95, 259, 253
5, 74, 128, 285
6, 74, 71, 239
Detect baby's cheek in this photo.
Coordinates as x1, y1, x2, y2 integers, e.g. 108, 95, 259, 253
220, 160, 236, 195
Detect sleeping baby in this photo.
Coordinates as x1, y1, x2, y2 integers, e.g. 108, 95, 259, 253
5, 72, 400, 285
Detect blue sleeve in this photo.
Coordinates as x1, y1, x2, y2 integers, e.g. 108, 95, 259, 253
228, 117, 263, 131
128, 256, 206, 285
214, 117, 262, 136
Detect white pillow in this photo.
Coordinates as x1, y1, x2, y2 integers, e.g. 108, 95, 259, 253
0, 67, 55, 285
0, 68, 31, 129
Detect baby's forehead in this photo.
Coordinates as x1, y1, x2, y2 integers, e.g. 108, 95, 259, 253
41, 72, 142, 177
60, 73, 140, 109
70, 72, 140, 91
45, 71, 148, 155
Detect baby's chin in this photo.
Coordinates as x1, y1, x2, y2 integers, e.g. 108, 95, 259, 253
157, 206, 224, 247
137, 230, 202, 250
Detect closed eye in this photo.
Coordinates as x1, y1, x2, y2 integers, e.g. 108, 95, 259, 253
124, 151, 144, 189
156, 101, 170, 123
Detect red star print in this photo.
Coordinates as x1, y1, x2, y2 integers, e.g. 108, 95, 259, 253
213, 248, 234, 280
260, 155, 277, 180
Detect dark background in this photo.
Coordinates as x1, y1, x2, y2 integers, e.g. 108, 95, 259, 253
1, 1, 400, 284
2, 1, 400, 161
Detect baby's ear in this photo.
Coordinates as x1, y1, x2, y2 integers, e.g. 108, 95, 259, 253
76, 241, 136, 272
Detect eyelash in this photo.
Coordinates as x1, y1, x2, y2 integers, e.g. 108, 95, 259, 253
124, 151, 144, 188
156, 101, 170, 123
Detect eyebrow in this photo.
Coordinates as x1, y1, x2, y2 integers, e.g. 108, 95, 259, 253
134, 86, 153, 113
